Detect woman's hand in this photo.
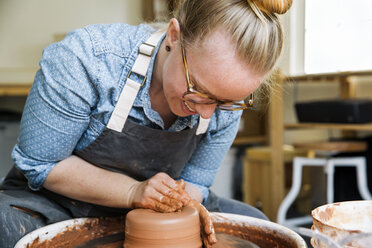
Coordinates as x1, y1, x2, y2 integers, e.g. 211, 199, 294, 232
175, 180, 217, 247
127, 172, 190, 212
188, 199, 217, 248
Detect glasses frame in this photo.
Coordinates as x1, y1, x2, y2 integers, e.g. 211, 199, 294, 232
181, 43, 254, 111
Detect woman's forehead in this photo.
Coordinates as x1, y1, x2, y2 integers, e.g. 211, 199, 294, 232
186, 30, 263, 99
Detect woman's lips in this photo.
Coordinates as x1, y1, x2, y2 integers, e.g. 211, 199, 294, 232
182, 100, 197, 115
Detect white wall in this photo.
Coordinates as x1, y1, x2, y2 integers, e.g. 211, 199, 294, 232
0, 0, 144, 68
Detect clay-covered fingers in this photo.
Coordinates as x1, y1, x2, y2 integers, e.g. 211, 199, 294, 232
129, 173, 189, 212
198, 203, 217, 245
152, 182, 183, 209
189, 200, 217, 247
151, 189, 183, 210
174, 179, 191, 205
152, 173, 190, 208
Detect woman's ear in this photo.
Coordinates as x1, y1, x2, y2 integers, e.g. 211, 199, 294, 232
165, 18, 181, 50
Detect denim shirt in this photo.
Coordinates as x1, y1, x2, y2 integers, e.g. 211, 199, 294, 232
12, 23, 242, 201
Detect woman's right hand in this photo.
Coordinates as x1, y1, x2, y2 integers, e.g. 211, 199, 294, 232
127, 172, 190, 212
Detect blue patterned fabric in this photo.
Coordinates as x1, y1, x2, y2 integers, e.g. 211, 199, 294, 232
12, 23, 242, 201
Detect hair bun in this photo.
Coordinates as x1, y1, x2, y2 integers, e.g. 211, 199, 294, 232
251, 0, 293, 14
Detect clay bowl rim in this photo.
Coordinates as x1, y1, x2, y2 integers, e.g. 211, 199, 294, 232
211, 212, 307, 247
14, 212, 308, 248
312, 200, 372, 233
14, 218, 91, 248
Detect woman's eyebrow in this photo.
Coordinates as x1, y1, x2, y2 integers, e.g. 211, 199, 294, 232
189, 74, 235, 102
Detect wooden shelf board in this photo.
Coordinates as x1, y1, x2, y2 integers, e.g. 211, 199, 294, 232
233, 135, 267, 145
0, 84, 31, 96
286, 70, 372, 82
285, 122, 372, 131
0, 69, 35, 96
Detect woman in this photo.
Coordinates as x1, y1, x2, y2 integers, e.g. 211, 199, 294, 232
0, 0, 292, 247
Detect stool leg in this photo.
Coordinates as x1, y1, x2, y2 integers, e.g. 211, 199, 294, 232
277, 157, 304, 225
326, 160, 335, 204
277, 157, 327, 226
355, 157, 372, 200
327, 157, 372, 202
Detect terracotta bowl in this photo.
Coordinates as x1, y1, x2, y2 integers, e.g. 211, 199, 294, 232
15, 211, 307, 248
311, 200, 372, 248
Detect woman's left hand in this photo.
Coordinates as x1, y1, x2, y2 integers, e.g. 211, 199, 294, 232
188, 200, 217, 248
175, 181, 217, 248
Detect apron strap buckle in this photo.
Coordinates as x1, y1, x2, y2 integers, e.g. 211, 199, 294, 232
126, 71, 147, 87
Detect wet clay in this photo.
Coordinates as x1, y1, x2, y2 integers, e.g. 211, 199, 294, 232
212, 233, 260, 248
211, 214, 300, 248
27, 217, 126, 248
124, 206, 202, 248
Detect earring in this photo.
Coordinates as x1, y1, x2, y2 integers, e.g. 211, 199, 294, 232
165, 45, 171, 52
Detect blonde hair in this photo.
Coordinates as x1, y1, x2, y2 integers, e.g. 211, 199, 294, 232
173, 0, 292, 75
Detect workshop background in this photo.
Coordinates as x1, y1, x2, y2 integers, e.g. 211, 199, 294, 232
1, 0, 372, 225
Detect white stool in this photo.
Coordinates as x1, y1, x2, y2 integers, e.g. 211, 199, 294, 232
277, 156, 372, 228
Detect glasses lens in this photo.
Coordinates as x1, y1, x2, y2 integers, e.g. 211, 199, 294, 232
183, 92, 216, 104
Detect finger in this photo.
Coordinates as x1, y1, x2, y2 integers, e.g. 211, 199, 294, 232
153, 174, 190, 205
208, 230, 217, 244
151, 175, 183, 200
156, 182, 185, 205
178, 179, 186, 190
196, 202, 217, 244
202, 223, 216, 246
159, 195, 183, 210
203, 235, 213, 248
146, 176, 185, 206
161, 182, 190, 204
175, 180, 191, 205
148, 189, 183, 210
203, 217, 215, 235
152, 199, 179, 213
156, 181, 180, 197
155, 173, 179, 191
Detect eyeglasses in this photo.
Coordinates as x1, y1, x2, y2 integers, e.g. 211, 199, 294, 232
181, 44, 254, 111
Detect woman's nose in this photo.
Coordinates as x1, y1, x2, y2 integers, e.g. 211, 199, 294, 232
195, 103, 217, 119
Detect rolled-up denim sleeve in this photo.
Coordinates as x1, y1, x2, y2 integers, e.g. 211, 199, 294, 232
12, 28, 98, 190
180, 110, 242, 202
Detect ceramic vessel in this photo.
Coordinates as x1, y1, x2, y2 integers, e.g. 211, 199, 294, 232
311, 200, 372, 248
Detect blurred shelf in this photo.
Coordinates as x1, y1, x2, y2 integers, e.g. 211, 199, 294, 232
0, 84, 32, 96
0, 68, 36, 96
284, 122, 372, 131
233, 135, 267, 146
287, 70, 372, 82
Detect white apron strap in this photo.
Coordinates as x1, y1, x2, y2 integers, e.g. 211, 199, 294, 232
107, 30, 211, 135
196, 116, 210, 135
107, 30, 164, 132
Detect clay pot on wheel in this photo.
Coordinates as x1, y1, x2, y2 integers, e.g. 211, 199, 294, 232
124, 206, 202, 248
